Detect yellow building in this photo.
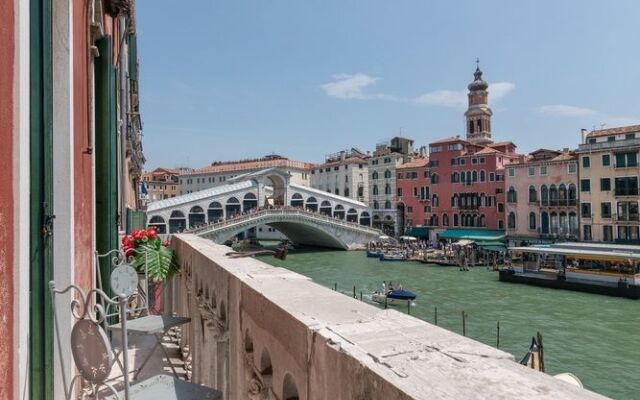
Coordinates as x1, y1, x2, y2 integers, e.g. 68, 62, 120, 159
142, 167, 181, 202
576, 125, 640, 242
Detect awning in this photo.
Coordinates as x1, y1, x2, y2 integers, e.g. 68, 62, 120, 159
438, 229, 506, 242
455, 239, 475, 246
399, 235, 417, 241
480, 245, 506, 252
406, 227, 430, 238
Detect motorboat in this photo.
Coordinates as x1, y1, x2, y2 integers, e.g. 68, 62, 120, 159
366, 249, 383, 258
379, 251, 407, 261
372, 289, 417, 305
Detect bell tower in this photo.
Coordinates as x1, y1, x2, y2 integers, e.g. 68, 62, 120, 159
465, 59, 493, 145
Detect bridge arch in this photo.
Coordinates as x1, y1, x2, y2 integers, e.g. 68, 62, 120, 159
243, 192, 258, 212
333, 204, 345, 219
290, 192, 304, 208
305, 196, 318, 212
359, 211, 371, 226
319, 200, 332, 216
169, 210, 187, 233
148, 215, 167, 233
226, 197, 241, 217
346, 208, 358, 223
188, 206, 206, 228
208, 201, 223, 222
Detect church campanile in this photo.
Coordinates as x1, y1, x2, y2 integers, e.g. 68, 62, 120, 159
465, 60, 493, 145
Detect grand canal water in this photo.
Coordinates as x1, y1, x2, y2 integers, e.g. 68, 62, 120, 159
261, 249, 639, 399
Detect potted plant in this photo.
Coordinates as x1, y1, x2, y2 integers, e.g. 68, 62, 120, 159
121, 227, 178, 314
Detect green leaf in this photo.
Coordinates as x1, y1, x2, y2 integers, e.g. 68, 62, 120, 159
132, 239, 178, 281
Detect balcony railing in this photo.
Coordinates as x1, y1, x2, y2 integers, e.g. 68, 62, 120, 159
615, 188, 639, 196
162, 234, 604, 399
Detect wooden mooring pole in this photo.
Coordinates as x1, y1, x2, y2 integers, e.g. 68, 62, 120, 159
353, 286, 356, 298
496, 321, 500, 348
407, 300, 411, 315
334, 282, 337, 291
434, 307, 438, 325
462, 311, 466, 336
359, 291, 362, 300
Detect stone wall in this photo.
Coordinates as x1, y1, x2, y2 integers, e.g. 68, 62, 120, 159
168, 234, 608, 400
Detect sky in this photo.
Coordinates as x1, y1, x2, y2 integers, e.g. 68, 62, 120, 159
137, 0, 640, 170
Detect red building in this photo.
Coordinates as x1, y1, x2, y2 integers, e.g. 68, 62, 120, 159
426, 66, 519, 240
396, 157, 430, 237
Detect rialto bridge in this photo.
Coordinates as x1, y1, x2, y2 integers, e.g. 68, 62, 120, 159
146, 168, 381, 249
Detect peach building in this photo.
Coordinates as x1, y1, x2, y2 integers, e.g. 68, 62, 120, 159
505, 149, 579, 244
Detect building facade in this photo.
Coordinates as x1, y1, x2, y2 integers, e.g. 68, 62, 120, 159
179, 154, 314, 197
396, 157, 430, 236
142, 167, 180, 202
309, 148, 370, 203
505, 149, 579, 245
576, 125, 640, 243
368, 137, 414, 236
2, 1, 144, 398
426, 66, 519, 240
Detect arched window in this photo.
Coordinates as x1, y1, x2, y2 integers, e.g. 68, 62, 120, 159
384, 184, 391, 195
549, 184, 558, 204
431, 194, 439, 207
568, 184, 577, 205
305, 196, 318, 212
480, 193, 486, 207
480, 170, 486, 182
466, 171, 472, 183
507, 186, 517, 203
148, 216, 167, 234
472, 171, 478, 182
373, 200, 379, 209
430, 214, 439, 226
290, 193, 304, 208
541, 185, 549, 206
225, 197, 241, 217
528, 185, 537, 203
169, 210, 187, 233
372, 185, 378, 195
384, 200, 392, 209
469, 120, 474, 133
529, 212, 537, 230
344, 188, 350, 197
384, 169, 391, 179
319, 200, 332, 216
569, 212, 578, 236
541, 212, 550, 234
508, 212, 516, 229
443, 214, 449, 226
359, 211, 371, 226
188, 206, 205, 228
431, 173, 439, 184
372, 171, 379, 180
333, 204, 345, 219
550, 212, 559, 234
453, 214, 459, 226
559, 212, 567, 234
559, 184, 567, 204
479, 214, 486, 227
451, 172, 459, 183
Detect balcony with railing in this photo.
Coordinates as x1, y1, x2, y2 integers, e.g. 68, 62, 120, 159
159, 234, 606, 399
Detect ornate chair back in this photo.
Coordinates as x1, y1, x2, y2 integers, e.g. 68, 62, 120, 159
49, 281, 132, 400
95, 249, 150, 318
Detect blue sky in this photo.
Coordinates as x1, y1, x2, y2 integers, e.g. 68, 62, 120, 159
137, 0, 640, 169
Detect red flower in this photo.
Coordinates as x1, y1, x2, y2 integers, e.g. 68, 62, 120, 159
162, 240, 170, 247
147, 227, 158, 239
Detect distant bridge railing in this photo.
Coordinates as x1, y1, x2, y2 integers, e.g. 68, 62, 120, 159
184, 208, 381, 236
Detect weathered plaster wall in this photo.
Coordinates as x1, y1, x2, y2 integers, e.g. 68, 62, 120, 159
0, 0, 16, 397
73, 0, 94, 292
171, 234, 608, 400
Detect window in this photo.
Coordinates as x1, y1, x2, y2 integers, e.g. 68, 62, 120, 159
413, 187, 418, 197
372, 171, 378, 180
582, 156, 590, 168
431, 174, 439, 184
601, 202, 612, 218
508, 168, 515, 177
508, 212, 516, 229
600, 178, 611, 191
583, 225, 592, 241
480, 170, 485, 182
451, 172, 459, 183
617, 226, 640, 242
615, 152, 638, 168
529, 212, 536, 230
603, 225, 614, 242
608, 136, 616, 142
384, 184, 391, 195
407, 206, 413, 212
540, 166, 547, 176
489, 172, 495, 181
479, 157, 485, 164
528, 185, 537, 203
397, 188, 403, 197
581, 203, 591, 218
472, 158, 478, 164
384, 169, 391, 179
507, 187, 517, 203
385, 200, 392, 209
528, 167, 535, 176
498, 203, 504, 212
498, 220, 504, 229
373, 201, 379, 209
626, 133, 636, 140
568, 163, 577, 174
617, 201, 639, 221
443, 214, 449, 226
602, 154, 610, 167
615, 177, 639, 196
344, 188, 349, 197
372, 185, 378, 195
580, 179, 591, 192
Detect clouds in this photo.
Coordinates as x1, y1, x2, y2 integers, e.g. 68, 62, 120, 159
321, 73, 391, 100
538, 105, 597, 117
321, 73, 515, 108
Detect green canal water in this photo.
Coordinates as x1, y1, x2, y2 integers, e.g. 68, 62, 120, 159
261, 249, 639, 399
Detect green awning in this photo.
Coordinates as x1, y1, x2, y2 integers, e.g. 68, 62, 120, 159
438, 229, 506, 242
406, 227, 430, 238
476, 241, 505, 247
480, 245, 506, 252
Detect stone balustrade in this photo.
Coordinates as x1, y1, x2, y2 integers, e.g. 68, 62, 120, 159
166, 234, 608, 400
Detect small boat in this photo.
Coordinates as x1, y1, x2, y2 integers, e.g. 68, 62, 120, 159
366, 249, 383, 258
379, 251, 407, 261
372, 289, 417, 304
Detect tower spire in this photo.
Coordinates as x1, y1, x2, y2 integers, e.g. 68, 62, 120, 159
464, 62, 493, 145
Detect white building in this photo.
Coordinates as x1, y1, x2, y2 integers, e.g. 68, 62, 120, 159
309, 148, 370, 204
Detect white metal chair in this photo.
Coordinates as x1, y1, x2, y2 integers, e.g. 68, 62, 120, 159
96, 249, 191, 380
49, 281, 221, 399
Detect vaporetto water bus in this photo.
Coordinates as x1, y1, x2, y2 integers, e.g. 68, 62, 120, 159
500, 244, 640, 299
